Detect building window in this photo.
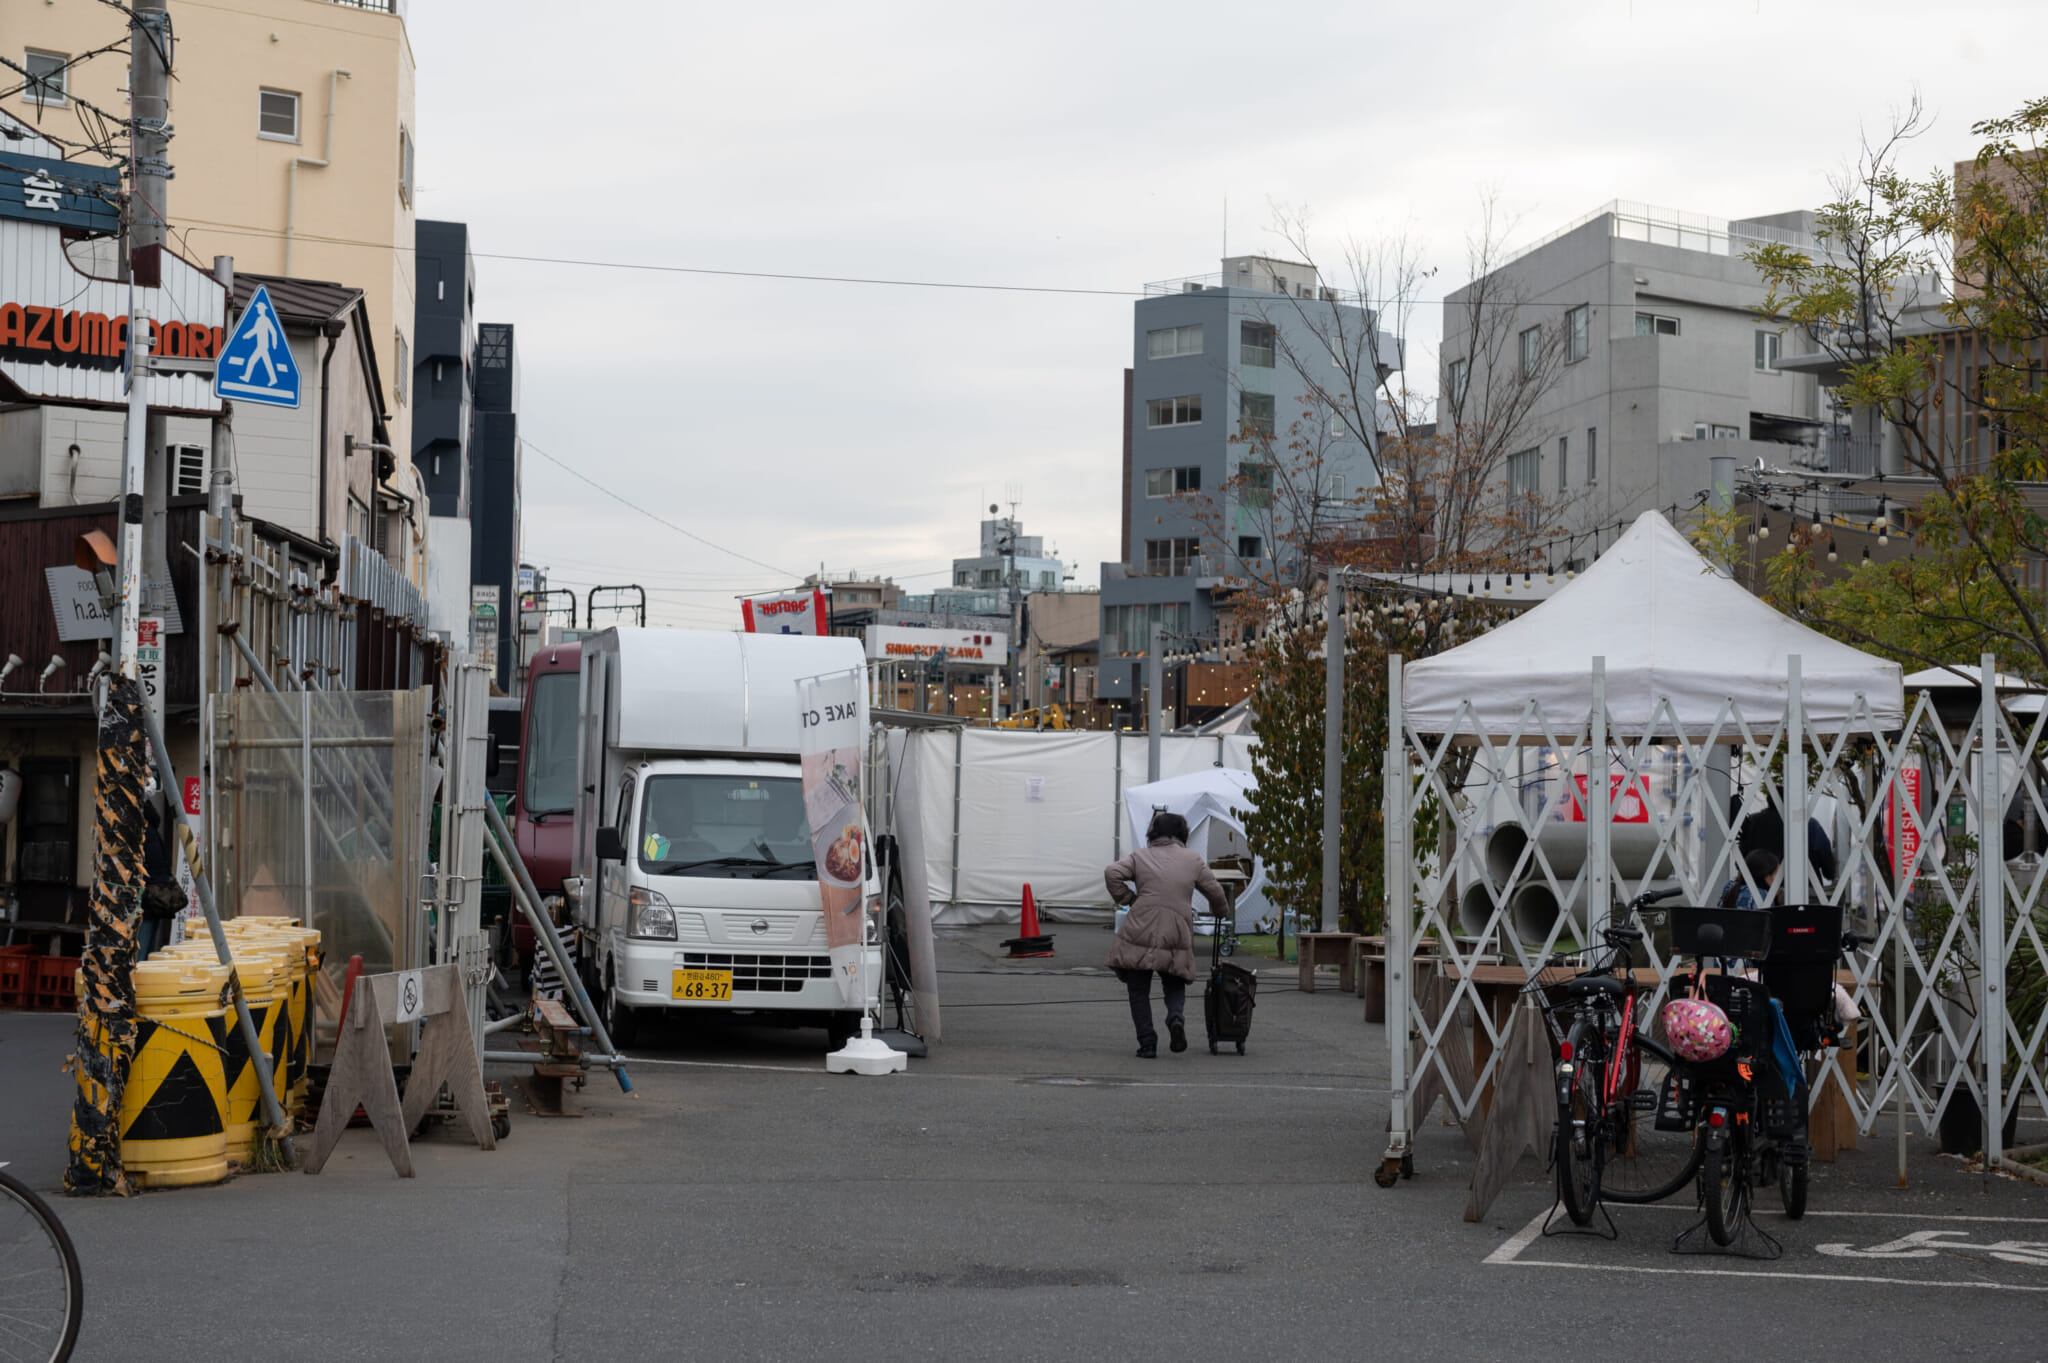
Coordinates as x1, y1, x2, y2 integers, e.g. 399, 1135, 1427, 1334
394, 332, 409, 405
1557, 435, 1568, 491
979, 568, 1000, 586
1039, 571, 1058, 588
1146, 395, 1201, 428
258, 88, 300, 141
954, 570, 972, 587
1755, 329, 1781, 371
1240, 322, 1275, 369
1236, 535, 1263, 560
23, 50, 67, 106
1635, 312, 1680, 336
398, 126, 415, 205
1145, 466, 1201, 497
1519, 326, 1542, 379
1446, 358, 1469, 408
1104, 601, 1192, 655
1145, 324, 1203, 360
1507, 449, 1539, 499
1144, 538, 1200, 576
1239, 460, 1273, 510
1566, 305, 1589, 363
1239, 392, 1275, 438
1586, 427, 1597, 484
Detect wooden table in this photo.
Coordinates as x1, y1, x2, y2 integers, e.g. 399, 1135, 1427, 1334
1296, 931, 1361, 993
1353, 936, 1453, 1024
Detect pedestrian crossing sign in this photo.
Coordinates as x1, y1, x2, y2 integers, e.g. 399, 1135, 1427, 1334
213, 284, 301, 407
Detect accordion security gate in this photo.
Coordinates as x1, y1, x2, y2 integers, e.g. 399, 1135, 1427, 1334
1381, 652, 2048, 1184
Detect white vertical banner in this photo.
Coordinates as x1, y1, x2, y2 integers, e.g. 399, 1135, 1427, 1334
799, 669, 868, 1007
136, 615, 166, 733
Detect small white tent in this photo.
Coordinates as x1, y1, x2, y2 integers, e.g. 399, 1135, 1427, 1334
1401, 511, 1904, 737
1120, 768, 1274, 932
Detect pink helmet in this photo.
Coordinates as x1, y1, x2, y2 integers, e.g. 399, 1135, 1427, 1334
1661, 998, 1734, 1063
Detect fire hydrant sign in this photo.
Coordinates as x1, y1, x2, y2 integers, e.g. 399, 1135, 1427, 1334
798, 669, 867, 1007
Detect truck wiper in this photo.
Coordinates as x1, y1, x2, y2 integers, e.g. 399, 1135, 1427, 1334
748, 862, 818, 878
647, 856, 774, 874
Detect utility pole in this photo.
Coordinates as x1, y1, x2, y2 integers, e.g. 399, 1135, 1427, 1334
1146, 621, 1163, 783
117, 0, 173, 673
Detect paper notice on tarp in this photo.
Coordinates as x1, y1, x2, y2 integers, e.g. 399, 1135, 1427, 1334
799, 669, 868, 1007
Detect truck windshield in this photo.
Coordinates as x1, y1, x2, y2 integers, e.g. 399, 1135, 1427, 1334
522, 671, 578, 815
638, 774, 816, 878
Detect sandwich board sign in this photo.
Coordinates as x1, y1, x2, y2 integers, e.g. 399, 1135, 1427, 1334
214, 284, 300, 408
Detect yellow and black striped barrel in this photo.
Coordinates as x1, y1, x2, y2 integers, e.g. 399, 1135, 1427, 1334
158, 941, 287, 1160
226, 920, 322, 1115
116, 958, 232, 1188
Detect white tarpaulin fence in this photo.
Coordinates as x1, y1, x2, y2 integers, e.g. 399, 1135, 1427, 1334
887, 728, 1256, 925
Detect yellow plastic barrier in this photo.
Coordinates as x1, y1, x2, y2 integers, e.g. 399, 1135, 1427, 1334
223, 920, 321, 1114
115, 957, 233, 1188
158, 940, 288, 1159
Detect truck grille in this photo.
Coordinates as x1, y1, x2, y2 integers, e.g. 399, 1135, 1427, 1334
679, 952, 832, 993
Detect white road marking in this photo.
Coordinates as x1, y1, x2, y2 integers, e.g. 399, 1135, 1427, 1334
586, 1055, 1373, 1092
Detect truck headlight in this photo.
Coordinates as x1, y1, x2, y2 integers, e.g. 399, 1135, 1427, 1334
628, 886, 676, 940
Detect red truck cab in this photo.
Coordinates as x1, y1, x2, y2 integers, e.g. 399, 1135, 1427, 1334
515, 644, 582, 922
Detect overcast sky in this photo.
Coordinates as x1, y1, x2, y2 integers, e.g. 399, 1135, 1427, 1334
406, 0, 2047, 628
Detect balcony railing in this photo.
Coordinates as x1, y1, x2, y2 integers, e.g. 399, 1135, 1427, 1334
326, 0, 405, 15
1144, 273, 1365, 305
1239, 343, 1274, 368
1820, 433, 1883, 475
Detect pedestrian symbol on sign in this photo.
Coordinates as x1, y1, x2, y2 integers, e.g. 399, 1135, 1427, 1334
213, 284, 301, 408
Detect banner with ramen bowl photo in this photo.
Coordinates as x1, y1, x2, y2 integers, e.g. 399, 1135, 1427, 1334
798, 669, 869, 1007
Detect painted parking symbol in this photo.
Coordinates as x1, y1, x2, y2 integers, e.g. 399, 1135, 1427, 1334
1819, 1230, 2048, 1266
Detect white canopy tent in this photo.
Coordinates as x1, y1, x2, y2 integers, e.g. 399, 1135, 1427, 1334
1120, 768, 1275, 932
1401, 511, 1905, 738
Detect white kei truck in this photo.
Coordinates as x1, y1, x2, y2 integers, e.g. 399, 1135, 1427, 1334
567, 627, 881, 1047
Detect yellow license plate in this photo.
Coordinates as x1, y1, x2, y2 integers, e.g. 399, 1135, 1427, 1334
672, 969, 733, 1001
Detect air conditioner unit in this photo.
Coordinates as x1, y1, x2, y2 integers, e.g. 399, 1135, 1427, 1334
169, 443, 207, 497
1183, 282, 1201, 293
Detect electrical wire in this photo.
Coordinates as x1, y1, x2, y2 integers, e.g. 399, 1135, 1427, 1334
522, 436, 800, 580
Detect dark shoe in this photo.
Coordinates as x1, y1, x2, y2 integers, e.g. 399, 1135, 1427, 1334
1135, 1043, 1157, 1059
1168, 1019, 1187, 1053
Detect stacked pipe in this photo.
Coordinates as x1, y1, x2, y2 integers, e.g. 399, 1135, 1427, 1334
1467, 817, 1678, 945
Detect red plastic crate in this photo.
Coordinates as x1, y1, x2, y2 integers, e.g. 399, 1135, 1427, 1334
33, 955, 79, 1011
0, 947, 29, 1010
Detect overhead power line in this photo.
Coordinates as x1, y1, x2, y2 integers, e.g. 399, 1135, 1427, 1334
522, 437, 800, 581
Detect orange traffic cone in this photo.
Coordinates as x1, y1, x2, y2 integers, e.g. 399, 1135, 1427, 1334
1003, 883, 1055, 958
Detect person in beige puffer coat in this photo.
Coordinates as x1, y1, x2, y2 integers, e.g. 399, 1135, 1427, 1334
1104, 812, 1230, 1058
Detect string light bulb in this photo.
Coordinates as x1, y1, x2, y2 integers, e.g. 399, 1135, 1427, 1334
1758, 514, 1771, 541
1860, 545, 1872, 568
1826, 538, 1838, 564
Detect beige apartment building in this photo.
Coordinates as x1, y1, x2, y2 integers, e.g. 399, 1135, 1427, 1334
2, 0, 418, 452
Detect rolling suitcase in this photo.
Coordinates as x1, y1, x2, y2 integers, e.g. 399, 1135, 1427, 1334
1202, 914, 1257, 1054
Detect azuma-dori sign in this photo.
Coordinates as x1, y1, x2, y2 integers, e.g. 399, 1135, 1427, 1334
0, 305, 223, 373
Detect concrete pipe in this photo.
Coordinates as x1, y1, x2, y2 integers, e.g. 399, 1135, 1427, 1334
1509, 879, 1683, 948
1484, 819, 1674, 887
1457, 880, 1504, 937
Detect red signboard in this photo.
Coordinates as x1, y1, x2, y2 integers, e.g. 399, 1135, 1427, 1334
1891, 763, 1922, 878
1563, 774, 1652, 823
183, 777, 202, 817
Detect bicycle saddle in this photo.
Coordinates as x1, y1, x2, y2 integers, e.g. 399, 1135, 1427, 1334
1565, 974, 1628, 999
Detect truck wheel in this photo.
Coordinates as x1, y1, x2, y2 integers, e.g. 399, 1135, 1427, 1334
826, 1012, 861, 1048
605, 976, 640, 1050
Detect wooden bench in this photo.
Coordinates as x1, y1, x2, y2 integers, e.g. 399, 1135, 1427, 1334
1296, 931, 1361, 993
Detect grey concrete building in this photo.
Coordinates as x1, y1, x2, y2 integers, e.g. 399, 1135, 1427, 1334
1439, 202, 1839, 546
1098, 255, 1396, 708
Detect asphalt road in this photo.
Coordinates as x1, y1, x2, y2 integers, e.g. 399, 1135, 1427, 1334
5, 925, 2047, 1362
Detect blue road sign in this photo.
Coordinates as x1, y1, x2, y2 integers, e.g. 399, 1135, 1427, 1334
213, 285, 300, 408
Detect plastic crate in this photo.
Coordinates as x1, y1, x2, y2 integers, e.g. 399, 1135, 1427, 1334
33, 955, 79, 1011
0, 946, 31, 1010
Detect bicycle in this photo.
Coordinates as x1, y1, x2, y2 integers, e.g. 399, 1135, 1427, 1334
1539, 888, 1703, 1227
0, 1162, 83, 1362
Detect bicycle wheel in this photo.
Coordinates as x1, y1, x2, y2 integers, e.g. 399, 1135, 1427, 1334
0, 1168, 83, 1363
1597, 1041, 1705, 1204
1700, 1137, 1749, 1247
1778, 1156, 1808, 1220
1554, 1038, 1602, 1226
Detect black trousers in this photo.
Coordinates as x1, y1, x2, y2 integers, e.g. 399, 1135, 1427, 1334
1123, 969, 1187, 1046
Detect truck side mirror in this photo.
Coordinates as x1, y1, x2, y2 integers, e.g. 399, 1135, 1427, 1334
486, 741, 502, 778
595, 825, 627, 863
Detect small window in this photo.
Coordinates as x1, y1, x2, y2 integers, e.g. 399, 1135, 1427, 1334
1447, 358, 1469, 408
1519, 326, 1542, 379
1566, 305, 1589, 363
1146, 395, 1202, 428
1557, 436, 1568, 491
979, 568, 1000, 586
1239, 392, 1275, 438
1239, 460, 1273, 510
259, 88, 300, 141
1145, 466, 1201, 497
398, 126, 415, 205
394, 332, 409, 405
953, 570, 972, 587
1711, 424, 1740, 440
1144, 538, 1200, 576
1586, 427, 1597, 484
1145, 324, 1203, 360
1755, 329, 1781, 371
1236, 535, 1263, 560
1240, 322, 1276, 369
1635, 312, 1680, 336
24, 50, 67, 106
1507, 449, 1539, 499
